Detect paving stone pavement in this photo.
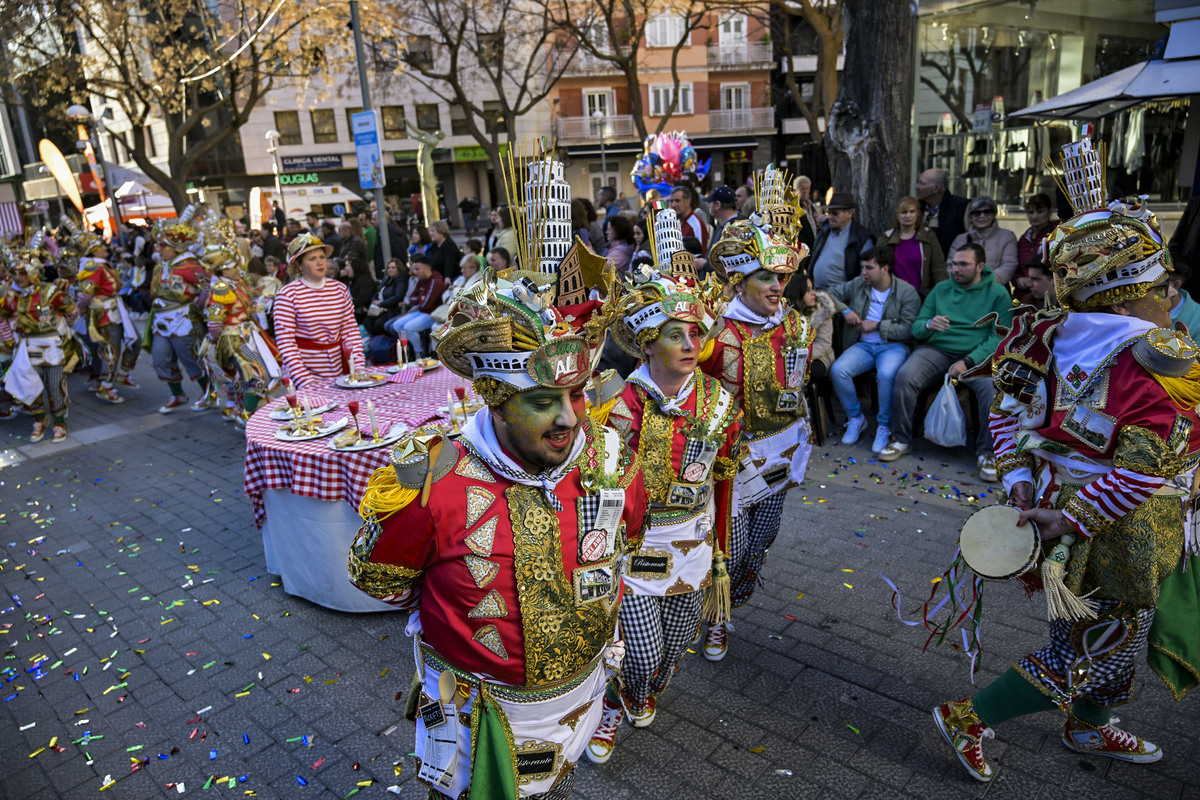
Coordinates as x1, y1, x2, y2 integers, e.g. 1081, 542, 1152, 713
0, 363, 1196, 799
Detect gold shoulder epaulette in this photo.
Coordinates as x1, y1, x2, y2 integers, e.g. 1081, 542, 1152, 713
1133, 328, 1199, 378
390, 428, 460, 490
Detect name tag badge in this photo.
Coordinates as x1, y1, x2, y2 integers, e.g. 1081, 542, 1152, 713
578, 489, 624, 563
419, 699, 447, 729
682, 439, 719, 483
629, 551, 672, 579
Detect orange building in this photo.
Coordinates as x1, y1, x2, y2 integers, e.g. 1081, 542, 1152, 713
550, 9, 776, 204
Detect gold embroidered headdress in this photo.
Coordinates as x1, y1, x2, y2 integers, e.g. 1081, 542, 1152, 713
1044, 137, 1170, 309
155, 205, 201, 250
709, 163, 808, 285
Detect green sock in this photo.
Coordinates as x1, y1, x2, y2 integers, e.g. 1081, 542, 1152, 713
168, 381, 183, 396
197, 375, 210, 392
972, 668, 1057, 729
604, 681, 620, 706
1069, 697, 1111, 727
244, 393, 260, 413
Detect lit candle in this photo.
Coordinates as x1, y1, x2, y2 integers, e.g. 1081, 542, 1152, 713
367, 399, 379, 441
446, 389, 457, 425
395, 340, 403, 369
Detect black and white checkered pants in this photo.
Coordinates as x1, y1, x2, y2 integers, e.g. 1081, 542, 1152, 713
1016, 599, 1154, 707
617, 591, 704, 705
728, 491, 787, 608
29, 363, 68, 420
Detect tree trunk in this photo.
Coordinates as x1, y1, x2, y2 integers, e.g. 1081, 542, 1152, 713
825, 0, 914, 234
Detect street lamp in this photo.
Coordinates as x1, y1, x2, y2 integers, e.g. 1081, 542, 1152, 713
265, 129, 287, 226
591, 109, 608, 191
67, 103, 123, 241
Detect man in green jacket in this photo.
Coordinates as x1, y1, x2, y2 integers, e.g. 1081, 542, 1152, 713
878, 242, 1013, 481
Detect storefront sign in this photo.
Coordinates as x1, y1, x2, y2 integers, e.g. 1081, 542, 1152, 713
972, 104, 992, 133
453, 144, 509, 163
281, 154, 344, 172
280, 172, 321, 186
726, 149, 752, 163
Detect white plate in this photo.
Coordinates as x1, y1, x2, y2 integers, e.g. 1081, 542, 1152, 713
327, 423, 409, 452
437, 403, 484, 417
274, 416, 350, 442
270, 401, 336, 421
335, 374, 388, 389
416, 360, 442, 372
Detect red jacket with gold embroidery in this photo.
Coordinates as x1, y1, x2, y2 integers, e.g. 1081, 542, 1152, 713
699, 310, 814, 438
608, 371, 739, 556
348, 420, 646, 687
76, 261, 122, 327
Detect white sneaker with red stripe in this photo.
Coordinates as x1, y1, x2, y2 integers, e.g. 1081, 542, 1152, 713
1062, 714, 1162, 763
585, 699, 624, 764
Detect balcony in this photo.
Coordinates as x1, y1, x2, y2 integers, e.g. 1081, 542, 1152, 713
557, 115, 636, 144
708, 107, 775, 133
556, 47, 624, 76
706, 42, 772, 69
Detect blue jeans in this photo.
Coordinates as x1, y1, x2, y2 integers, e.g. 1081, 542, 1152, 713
830, 341, 909, 427
384, 311, 434, 356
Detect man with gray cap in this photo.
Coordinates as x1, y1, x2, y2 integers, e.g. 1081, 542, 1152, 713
806, 192, 874, 290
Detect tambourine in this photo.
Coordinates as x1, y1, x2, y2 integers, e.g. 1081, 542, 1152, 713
958, 504, 1041, 581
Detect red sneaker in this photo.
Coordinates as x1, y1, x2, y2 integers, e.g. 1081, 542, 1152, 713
933, 698, 995, 782
96, 383, 125, 404
1062, 714, 1162, 763
30, 419, 48, 443
585, 699, 624, 764
114, 374, 140, 389
158, 394, 188, 414
704, 620, 728, 662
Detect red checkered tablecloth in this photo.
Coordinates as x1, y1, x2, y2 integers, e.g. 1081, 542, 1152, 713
243, 366, 475, 527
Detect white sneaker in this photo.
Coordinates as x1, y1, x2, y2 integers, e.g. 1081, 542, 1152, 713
871, 426, 891, 454
977, 454, 998, 482
878, 440, 911, 462
841, 415, 868, 445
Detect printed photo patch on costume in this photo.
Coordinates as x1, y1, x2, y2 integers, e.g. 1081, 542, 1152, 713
572, 562, 617, 604
680, 438, 719, 483
667, 482, 711, 509
784, 347, 809, 389
169, 274, 185, 293
1061, 403, 1116, 451
513, 740, 563, 785
628, 549, 672, 579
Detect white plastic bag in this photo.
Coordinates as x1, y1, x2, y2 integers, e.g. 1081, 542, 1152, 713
923, 374, 967, 447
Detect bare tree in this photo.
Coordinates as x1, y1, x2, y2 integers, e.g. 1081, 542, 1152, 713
1, 0, 334, 211
544, 0, 711, 142
371, 0, 573, 188
825, 0, 913, 232
921, 27, 1032, 130
763, 0, 842, 144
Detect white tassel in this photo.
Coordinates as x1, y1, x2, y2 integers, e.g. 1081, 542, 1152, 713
1041, 534, 1098, 622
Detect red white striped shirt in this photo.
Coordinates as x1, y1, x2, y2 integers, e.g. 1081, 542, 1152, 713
272, 278, 364, 388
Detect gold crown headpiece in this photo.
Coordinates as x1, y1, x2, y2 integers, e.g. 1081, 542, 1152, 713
155, 204, 200, 249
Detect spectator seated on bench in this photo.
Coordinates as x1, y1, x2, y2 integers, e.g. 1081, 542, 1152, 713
878, 242, 1013, 481
825, 245, 921, 453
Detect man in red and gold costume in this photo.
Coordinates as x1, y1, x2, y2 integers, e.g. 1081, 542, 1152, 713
933, 137, 1200, 783
150, 206, 214, 414
698, 165, 813, 661
348, 225, 647, 797
0, 245, 80, 442
198, 219, 281, 425
585, 249, 740, 763
62, 218, 140, 404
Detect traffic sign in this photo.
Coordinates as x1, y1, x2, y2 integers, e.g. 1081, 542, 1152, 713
352, 111, 385, 190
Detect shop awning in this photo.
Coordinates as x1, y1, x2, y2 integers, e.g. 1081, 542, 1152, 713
1010, 20, 1200, 120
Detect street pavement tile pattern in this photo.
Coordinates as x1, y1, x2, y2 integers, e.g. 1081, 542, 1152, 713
0, 367, 1197, 799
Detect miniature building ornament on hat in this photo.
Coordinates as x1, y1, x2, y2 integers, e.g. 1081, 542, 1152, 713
155, 205, 201, 250
1044, 136, 1170, 309
709, 164, 810, 285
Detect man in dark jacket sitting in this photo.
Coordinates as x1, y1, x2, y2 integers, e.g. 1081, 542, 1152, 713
807, 192, 874, 290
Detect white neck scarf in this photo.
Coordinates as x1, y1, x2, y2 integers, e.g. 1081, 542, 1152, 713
462, 407, 586, 510
723, 295, 785, 331
628, 364, 694, 416
300, 276, 327, 289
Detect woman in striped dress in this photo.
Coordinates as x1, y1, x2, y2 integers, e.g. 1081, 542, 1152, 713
272, 233, 365, 388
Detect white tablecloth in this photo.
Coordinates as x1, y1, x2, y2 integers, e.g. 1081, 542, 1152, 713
261, 488, 395, 613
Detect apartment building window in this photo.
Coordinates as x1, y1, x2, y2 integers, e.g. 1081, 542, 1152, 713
580, 20, 609, 52
478, 32, 503, 68
274, 111, 302, 145
721, 83, 749, 110
374, 38, 399, 69
381, 106, 407, 139
649, 83, 693, 116
407, 36, 434, 67
584, 89, 615, 118
719, 13, 746, 43
646, 14, 686, 47
415, 104, 441, 133
311, 109, 337, 143
450, 105, 470, 136
345, 107, 362, 139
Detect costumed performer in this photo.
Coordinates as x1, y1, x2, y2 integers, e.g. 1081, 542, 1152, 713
272, 233, 364, 389
933, 136, 1200, 783
585, 251, 739, 764
698, 164, 813, 661
347, 261, 647, 798
0, 244, 80, 443
149, 207, 215, 413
